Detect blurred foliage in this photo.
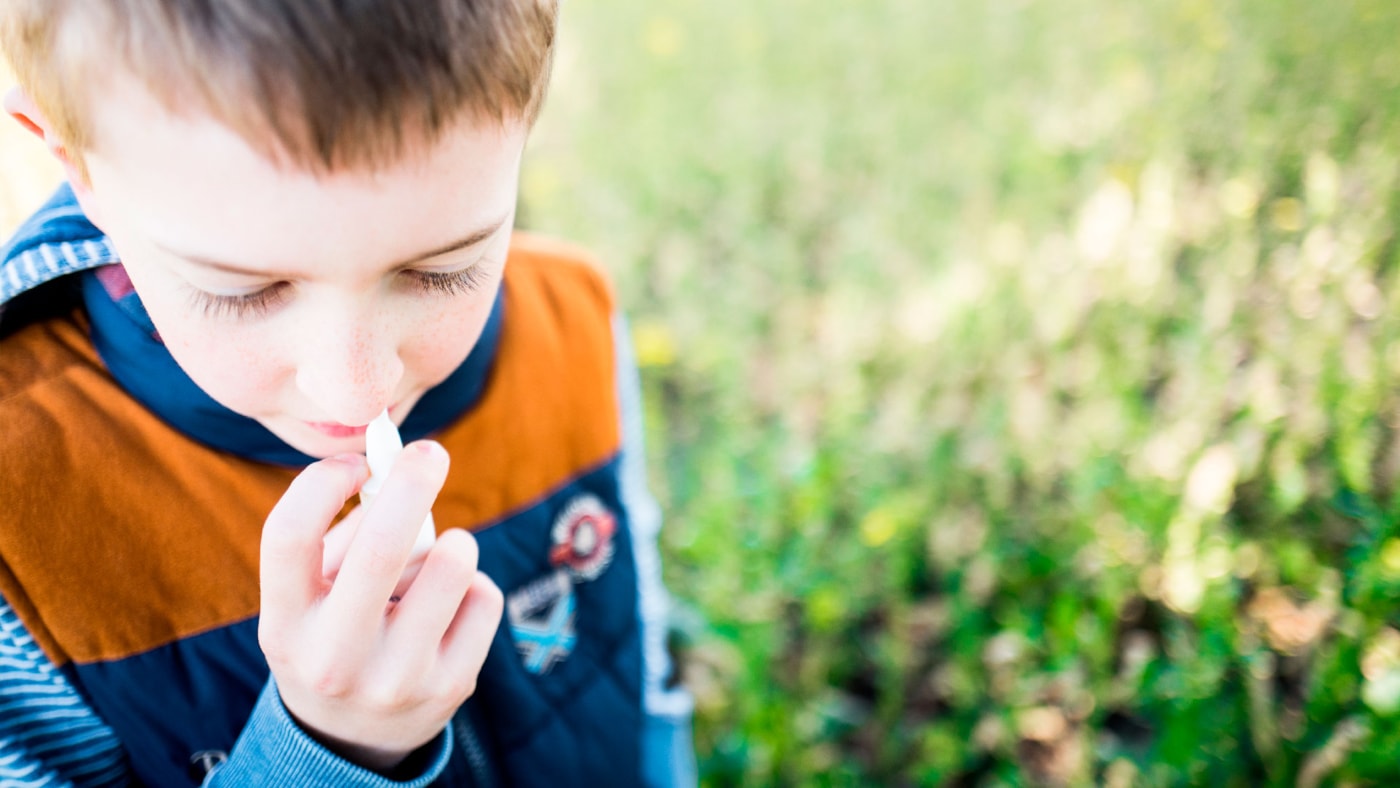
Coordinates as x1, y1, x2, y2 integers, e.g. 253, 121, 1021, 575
522, 0, 1400, 784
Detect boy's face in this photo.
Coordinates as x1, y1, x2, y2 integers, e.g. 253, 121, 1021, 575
74, 76, 527, 458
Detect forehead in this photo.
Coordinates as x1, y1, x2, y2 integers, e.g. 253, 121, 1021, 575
82, 74, 527, 272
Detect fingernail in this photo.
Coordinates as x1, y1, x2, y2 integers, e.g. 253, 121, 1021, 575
411, 440, 447, 461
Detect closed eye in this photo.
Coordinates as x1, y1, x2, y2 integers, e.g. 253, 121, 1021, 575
406, 264, 495, 296
186, 282, 290, 320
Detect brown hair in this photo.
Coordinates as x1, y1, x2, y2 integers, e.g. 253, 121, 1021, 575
0, 0, 558, 175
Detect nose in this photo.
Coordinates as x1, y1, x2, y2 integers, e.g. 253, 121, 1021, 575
293, 310, 404, 426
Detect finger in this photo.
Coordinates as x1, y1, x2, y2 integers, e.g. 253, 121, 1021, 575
332, 511, 433, 594
261, 455, 368, 622
390, 556, 426, 604
324, 440, 449, 629
388, 529, 479, 647
379, 555, 427, 616
322, 505, 366, 581
439, 570, 504, 678
387, 513, 437, 601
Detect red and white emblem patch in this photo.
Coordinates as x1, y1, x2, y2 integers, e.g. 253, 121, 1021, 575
548, 494, 617, 581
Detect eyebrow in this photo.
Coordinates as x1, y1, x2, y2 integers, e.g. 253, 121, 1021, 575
157, 216, 509, 278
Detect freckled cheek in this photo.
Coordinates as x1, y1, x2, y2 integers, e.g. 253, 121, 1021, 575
131, 286, 291, 411
162, 323, 290, 409
401, 298, 495, 384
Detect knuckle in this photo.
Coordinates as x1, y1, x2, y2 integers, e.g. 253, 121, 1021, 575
259, 534, 305, 568
362, 682, 413, 714
436, 528, 479, 565
294, 649, 359, 699
444, 669, 478, 701
476, 574, 505, 618
356, 533, 405, 578
458, 675, 479, 700
306, 662, 355, 699
257, 626, 291, 667
430, 533, 479, 585
288, 459, 357, 503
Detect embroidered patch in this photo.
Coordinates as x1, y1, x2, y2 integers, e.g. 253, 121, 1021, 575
548, 493, 617, 582
505, 495, 618, 674
507, 570, 577, 675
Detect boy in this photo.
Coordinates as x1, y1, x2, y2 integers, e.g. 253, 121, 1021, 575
0, 1, 694, 786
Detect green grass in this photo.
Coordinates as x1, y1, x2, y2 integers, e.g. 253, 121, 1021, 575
522, 0, 1400, 784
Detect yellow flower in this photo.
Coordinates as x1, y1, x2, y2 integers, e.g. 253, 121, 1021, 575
859, 506, 900, 548
631, 321, 678, 368
1270, 198, 1305, 232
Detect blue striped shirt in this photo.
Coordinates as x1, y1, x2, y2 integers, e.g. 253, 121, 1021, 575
0, 602, 126, 787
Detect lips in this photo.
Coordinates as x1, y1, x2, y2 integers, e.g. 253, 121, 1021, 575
305, 421, 369, 438
303, 402, 407, 439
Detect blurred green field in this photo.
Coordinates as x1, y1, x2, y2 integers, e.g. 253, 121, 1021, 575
521, 0, 1400, 784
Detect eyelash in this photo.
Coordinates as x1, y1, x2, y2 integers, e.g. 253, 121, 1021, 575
411, 265, 494, 297
188, 265, 494, 320
189, 283, 289, 320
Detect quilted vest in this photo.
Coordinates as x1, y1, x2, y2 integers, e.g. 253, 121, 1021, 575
0, 234, 644, 786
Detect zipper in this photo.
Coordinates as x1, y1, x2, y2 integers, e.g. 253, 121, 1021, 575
453, 714, 494, 788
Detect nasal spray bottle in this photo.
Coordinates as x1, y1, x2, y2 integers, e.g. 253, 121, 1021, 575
360, 409, 437, 559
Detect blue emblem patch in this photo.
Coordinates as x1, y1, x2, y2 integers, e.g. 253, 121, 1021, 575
501, 495, 616, 674
506, 494, 621, 674
507, 570, 577, 675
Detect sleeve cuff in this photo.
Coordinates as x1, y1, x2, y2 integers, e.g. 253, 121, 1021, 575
642, 707, 698, 788
207, 679, 452, 788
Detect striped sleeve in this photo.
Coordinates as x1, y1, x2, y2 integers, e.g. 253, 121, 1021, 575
0, 599, 127, 787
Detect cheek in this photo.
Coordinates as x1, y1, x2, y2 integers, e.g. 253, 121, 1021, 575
146, 304, 289, 409
115, 258, 291, 411
401, 293, 497, 382
172, 329, 287, 406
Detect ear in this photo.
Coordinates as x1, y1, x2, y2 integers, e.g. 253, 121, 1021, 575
5, 87, 79, 174
4, 86, 105, 226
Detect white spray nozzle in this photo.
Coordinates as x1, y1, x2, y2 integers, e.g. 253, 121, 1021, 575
360, 408, 437, 555
362, 408, 403, 496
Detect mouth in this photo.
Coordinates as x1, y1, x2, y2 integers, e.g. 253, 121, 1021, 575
302, 403, 403, 439
304, 421, 369, 438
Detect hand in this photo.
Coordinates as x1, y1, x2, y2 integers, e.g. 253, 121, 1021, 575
258, 442, 504, 772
